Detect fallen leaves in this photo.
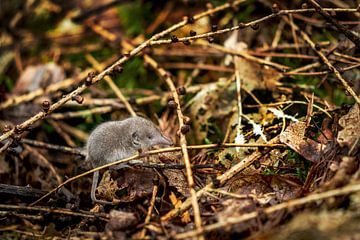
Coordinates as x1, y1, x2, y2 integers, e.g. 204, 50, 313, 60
280, 121, 329, 163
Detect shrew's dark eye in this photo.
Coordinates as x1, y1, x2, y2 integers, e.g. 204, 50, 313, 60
148, 136, 152, 139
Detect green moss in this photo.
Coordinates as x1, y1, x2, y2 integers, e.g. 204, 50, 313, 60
0, 75, 14, 91
117, 1, 153, 37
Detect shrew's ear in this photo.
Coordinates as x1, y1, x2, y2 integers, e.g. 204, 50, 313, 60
132, 131, 140, 146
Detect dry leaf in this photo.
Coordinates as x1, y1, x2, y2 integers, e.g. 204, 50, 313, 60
105, 210, 138, 234
280, 122, 328, 162
337, 104, 360, 149
234, 57, 283, 91
163, 169, 189, 197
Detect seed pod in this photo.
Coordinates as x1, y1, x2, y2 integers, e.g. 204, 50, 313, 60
315, 43, 321, 50
128, 96, 137, 105
251, 23, 259, 30
180, 124, 190, 134
272, 3, 279, 13
72, 95, 84, 104
14, 125, 23, 134
183, 116, 192, 125
207, 36, 214, 43
238, 22, 247, 29
189, 30, 197, 36
3, 125, 11, 133
183, 40, 191, 46
85, 72, 96, 86
171, 35, 179, 43
42, 100, 51, 112
187, 15, 195, 24
113, 65, 123, 73
177, 86, 186, 95
211, 24, 218, 32
168, 100, 178, 109
301, 3, 308, 9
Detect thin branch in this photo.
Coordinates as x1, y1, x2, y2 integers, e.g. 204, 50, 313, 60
0, 0, 246, 144
29, 142, 284, 206
137, 47, 204, 237
139, 183, 158, 238
0, 204, 108, 219
161, 136, 281, 221
283, 17, 360, 104
307, 0, 360, 48
85, 54, 137, 117
175, 182, 360, 238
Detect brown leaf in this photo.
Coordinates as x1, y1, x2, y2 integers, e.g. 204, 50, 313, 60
163, 169, 189, 197
13, 63, 65, 95
105, 210, 138, 232
337, 104, 360, 149
234, 57, 283, 91
115, 168, 155, 202
280, 121, 328, 162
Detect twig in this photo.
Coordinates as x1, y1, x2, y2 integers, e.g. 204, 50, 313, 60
0, 139, 13, 154
149, 8, 359, 47
284, 17, 360, 104
0, 184, 46, 199
23, 144, 62, 185
161, 136, 281, 222
139, 48, 204, 238
175, 182, 360, 238
0, 0, 246, 144
162, 62, 234, 72
72, 0, 123, 23
139, 183, 158, 238
307, 0, 360, 49
29, 142, 284, 205
0, 70, 89, 110
85, 54, 137, 117
0, 204, 108, 219
129, 162, 223, 170
21, 139, 85, 156
49, 106, 115, 120
47, 119, 76, 147
199, 42, 289, 71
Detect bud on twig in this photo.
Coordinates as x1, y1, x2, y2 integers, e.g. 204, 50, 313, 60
183, 116, 192, 125
271, 3, 279, 14
211, 24, 218, 32
14, 125, 23, 134
171, 35, 179, 43
3, 125, 11, 133
251, 23, 259, 30
238, 22, 247, 29
85, 72, 96, 86
176, 86, 186, 95
42, 100, 51, 112
183, 40, 191, 46
168, 100, 178, 109
113, 65, 123, 74
180, 124, 190, 134
187, 15, 195, 24
72, 95, 84, 104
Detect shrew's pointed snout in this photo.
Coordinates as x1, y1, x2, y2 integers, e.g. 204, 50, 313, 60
156, 135, 173, 146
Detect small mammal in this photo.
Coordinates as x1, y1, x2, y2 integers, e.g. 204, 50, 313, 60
86, 116, 172, 204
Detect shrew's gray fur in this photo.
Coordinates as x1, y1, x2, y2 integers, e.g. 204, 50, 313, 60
86, 116, 172, 204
